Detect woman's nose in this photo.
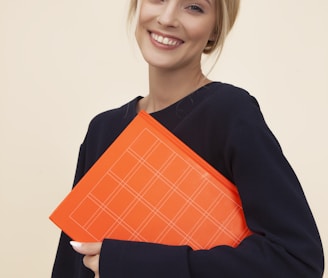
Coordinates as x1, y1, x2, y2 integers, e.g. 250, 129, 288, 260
157, 3, 179, 27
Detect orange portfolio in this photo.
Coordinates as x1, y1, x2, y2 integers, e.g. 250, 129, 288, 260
50, 111, 252, 250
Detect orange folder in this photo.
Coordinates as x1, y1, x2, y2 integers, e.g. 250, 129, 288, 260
50, 111, 252, 250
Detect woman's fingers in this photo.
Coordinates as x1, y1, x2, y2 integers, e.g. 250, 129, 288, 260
70, 241, 102, 255
83, 253, 100, 276
70, 241, 102, 276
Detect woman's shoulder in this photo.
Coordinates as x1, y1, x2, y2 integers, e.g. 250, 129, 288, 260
80, 97, 142, 147
88, 97, 140, 130
203, 82, 261, 114
209, 82, 257, 102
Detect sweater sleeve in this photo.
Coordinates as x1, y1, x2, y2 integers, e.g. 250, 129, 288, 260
187, 96, 324, 277
98, 96, 324, 277
51, 143, 95, 278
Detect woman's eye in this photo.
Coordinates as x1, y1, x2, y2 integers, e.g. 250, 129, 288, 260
187, 4, 204, 13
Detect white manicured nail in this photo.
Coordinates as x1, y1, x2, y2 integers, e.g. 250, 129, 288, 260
70, 241, 82, 248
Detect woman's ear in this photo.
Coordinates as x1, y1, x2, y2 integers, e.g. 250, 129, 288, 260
209, 27, 219, 42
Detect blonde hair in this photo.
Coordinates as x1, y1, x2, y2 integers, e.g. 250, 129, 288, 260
127, 0, 240, 56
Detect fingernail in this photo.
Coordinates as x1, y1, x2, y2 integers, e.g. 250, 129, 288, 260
70, 241, 82, 248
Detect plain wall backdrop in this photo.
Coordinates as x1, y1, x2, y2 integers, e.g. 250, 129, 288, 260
0, 0, 327, 276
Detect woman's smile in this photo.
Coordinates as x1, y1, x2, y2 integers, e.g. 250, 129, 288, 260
149, 31, 184, 48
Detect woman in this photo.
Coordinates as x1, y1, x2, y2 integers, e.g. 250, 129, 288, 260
52, 0, 324, 277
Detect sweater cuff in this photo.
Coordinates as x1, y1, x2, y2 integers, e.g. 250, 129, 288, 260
100, 239, 191, 278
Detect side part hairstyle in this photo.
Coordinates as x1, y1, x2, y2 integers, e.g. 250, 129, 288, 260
128, 0, 240, 56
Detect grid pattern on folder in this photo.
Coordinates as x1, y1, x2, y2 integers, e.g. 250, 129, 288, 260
50, 111, 252, 250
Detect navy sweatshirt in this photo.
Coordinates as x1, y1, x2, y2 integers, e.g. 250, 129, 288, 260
52, 82, 324, 277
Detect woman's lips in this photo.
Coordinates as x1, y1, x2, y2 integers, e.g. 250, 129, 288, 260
150, 31, 184, 48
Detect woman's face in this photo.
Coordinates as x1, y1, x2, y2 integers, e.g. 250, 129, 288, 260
135, 0, 216, 71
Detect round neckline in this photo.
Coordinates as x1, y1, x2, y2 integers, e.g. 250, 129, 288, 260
135, 81, 219, 117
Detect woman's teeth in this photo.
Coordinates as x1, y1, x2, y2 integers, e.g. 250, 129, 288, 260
151, 33, 181, 46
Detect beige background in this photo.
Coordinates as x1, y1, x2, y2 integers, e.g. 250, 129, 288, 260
0, 0, 327, 277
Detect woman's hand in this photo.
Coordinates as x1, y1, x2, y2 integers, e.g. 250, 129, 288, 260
70, 241, 102, 278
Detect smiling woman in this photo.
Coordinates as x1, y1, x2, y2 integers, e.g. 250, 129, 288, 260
129, 0, 240, 56
134, 0, 217, 73
50, 0, 324, 277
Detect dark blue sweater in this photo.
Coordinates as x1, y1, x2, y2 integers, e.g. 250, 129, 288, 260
52, 82, 324, 277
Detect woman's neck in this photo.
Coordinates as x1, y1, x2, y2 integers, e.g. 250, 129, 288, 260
138, 66, 211, 113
